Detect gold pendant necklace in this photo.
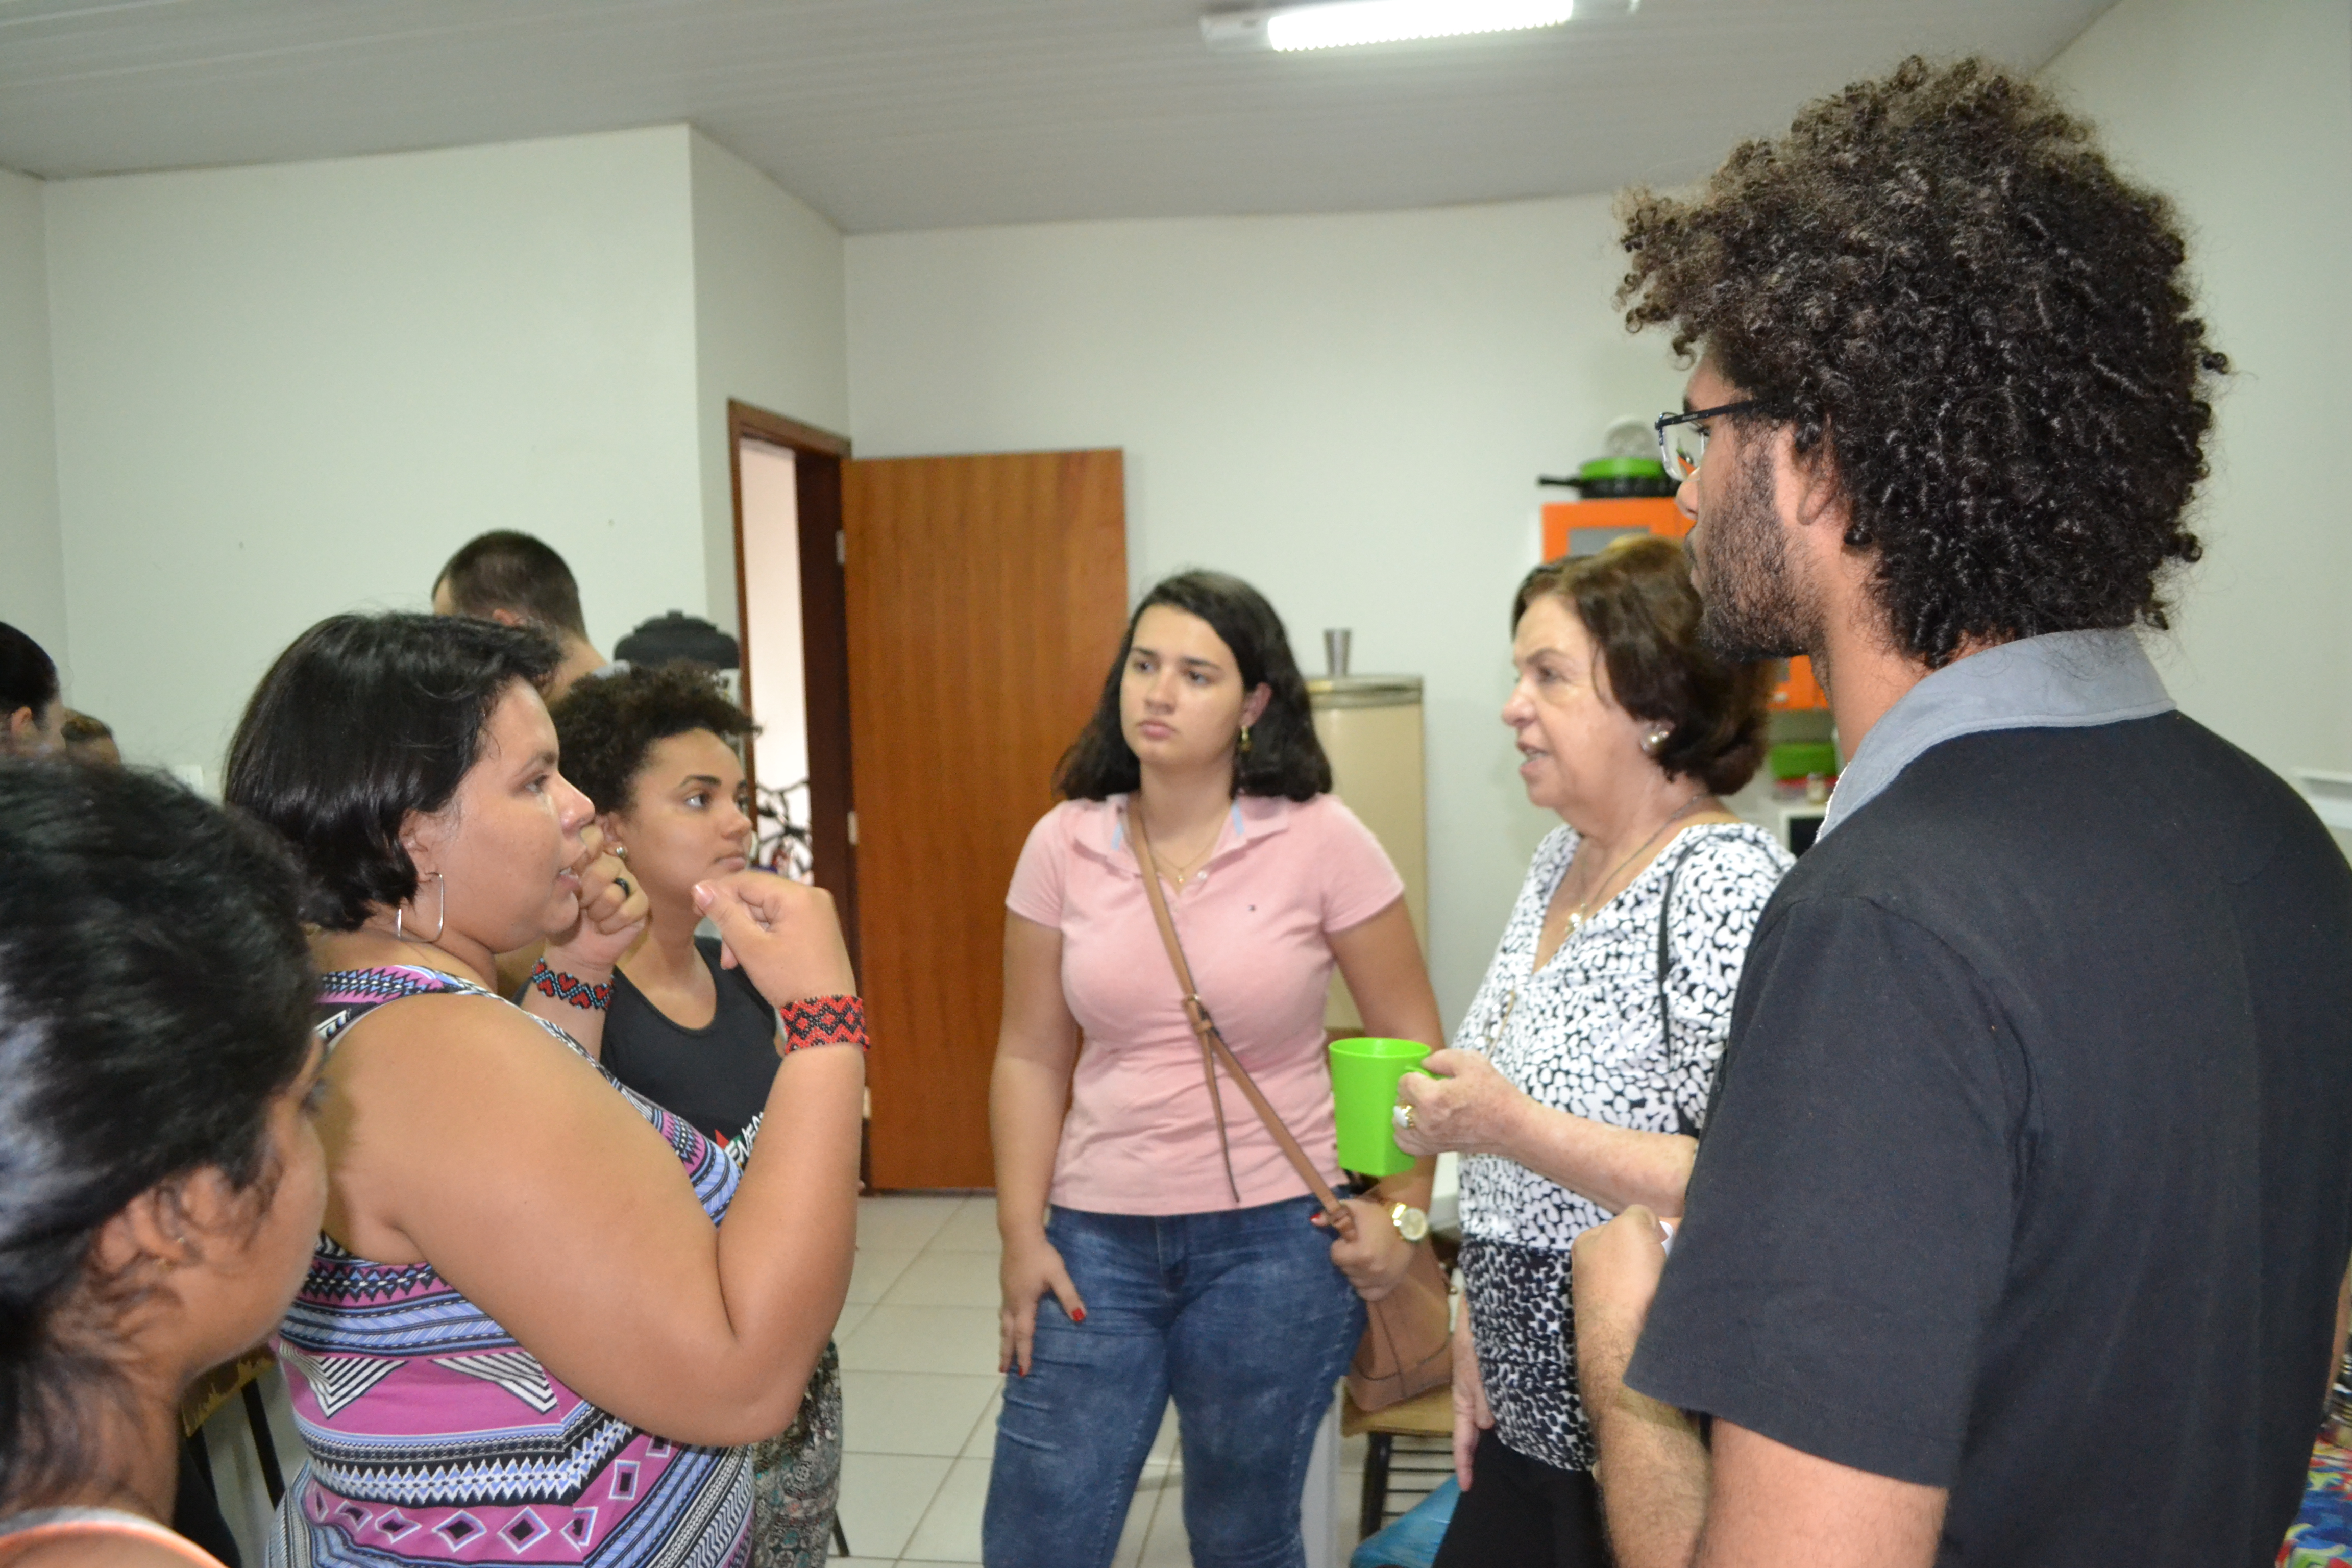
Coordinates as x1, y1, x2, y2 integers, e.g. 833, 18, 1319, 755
1147, 816, 1222, 886
1557, 792, 1708, 935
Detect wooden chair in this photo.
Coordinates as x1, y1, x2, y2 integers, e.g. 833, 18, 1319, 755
180, 1348, 286, 1507
1342, 1382, 1454, 1541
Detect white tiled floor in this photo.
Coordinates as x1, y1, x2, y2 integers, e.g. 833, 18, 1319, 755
834, 1193, 1365, 1567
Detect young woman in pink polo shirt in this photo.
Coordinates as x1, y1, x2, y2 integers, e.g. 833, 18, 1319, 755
982, 571, 1446, 1568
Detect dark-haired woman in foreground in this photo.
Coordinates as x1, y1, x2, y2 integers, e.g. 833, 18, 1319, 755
983, 571, 1446, 1568
0, 623, 63, 756
1392, 537, 1790, 1567
548, 664, 842, 1568
223, 613, 865, 1568
0, 763, 322, 1568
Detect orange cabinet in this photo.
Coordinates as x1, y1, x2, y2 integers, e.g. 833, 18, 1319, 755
1539, 498, 1826, 713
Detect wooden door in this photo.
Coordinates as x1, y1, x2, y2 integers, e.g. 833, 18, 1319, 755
844, 450, 1126, 1189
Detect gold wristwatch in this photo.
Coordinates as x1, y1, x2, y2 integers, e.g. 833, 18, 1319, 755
1388, 1202, 1430, 1243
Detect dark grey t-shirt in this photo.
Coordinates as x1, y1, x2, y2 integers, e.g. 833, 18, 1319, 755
1628, 713, 2352, 1566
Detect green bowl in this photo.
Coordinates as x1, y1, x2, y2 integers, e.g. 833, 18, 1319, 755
1769, 741, 1840, 781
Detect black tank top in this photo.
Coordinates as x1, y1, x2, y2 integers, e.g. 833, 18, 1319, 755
602, 936, 779, 1147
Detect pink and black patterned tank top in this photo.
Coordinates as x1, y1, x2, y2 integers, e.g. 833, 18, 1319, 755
270, 966, 751, 1568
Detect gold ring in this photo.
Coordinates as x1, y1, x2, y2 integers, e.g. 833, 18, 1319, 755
1392, 1102, 1416, 1132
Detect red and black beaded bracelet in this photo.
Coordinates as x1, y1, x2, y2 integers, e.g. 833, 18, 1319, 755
532, 959, 613, 1012
781, 994, 867, 1053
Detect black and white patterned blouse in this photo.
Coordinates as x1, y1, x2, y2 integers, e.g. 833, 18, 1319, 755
1457, 820, 1792, 1472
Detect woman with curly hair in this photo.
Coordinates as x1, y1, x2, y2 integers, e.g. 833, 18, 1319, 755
982, 571, 1445, 1568
1564, 56, 2352, 1568
546, 663, 844, 1568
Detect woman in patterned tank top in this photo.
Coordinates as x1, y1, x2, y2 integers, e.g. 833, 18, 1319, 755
0, 765, 325, 1568
223, 614, 868, 1568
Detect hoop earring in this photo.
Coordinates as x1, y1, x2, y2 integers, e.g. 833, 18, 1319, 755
394, 872, 448, 944
1238, 724, 1253, 756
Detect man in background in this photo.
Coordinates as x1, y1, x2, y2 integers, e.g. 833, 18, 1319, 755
60, 711, 119, 767
431, 530, 616, 698
1567, 56, 2352, 1568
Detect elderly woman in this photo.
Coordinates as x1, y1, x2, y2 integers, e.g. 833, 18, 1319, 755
1395, 535, 1791, 1567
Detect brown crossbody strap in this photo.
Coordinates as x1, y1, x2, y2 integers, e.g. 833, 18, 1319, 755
1126, 801, 1354, 1234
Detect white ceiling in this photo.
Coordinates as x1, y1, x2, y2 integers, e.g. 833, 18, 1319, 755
0, 0, 2115, 234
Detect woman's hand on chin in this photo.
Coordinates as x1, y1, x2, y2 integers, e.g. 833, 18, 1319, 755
545, 824, 648, 973
695, 872, 857, 1005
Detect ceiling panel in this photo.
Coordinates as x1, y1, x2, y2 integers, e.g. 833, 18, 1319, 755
0, 0, 2117, 232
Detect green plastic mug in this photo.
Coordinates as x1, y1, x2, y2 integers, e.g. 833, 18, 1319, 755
1328, 1036, 1433, 1178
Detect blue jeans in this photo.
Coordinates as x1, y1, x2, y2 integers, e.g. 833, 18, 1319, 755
982, 1197, 1366, 1568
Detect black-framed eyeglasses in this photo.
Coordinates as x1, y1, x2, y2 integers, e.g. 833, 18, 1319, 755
1654, 401, 1759, 482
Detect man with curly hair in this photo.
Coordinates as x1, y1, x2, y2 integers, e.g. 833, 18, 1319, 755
1562, 57, 2352, 1568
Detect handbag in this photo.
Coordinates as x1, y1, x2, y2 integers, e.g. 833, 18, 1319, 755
1125, 802, 1453, 1412
1656, 841, 1703, 1139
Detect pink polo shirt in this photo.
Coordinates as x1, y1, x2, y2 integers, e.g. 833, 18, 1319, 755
1007, 791, 1406, 1215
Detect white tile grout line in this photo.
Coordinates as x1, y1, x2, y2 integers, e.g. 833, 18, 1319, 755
887, 1193, 993, 1563
1129, 1473, 1161, 1568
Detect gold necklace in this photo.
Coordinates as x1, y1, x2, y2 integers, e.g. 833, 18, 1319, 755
1489, 796, 1712, 1055
1144, 812, 1222, 886
1556, 793, 1708, 936
1155, 843, 1216, 885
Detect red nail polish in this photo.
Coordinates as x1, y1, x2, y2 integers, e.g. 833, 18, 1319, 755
1072, 1307, 1087, 1322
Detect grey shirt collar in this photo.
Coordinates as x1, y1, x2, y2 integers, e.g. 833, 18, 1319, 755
1819, 628, 2176, 839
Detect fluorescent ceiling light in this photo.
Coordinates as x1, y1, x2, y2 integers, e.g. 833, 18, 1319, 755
1202, 1, 1577, 54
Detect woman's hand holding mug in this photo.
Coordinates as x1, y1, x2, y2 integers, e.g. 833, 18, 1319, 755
1393, 1048, 1532, 1160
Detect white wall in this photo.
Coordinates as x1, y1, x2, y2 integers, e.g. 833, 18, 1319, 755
846, 200, 1690, 1018
0, 167, 65, 673
44, 128, 707, 779
2042, 0, 2352, 779
739, 438, 810, 796
689, 130, 848, 633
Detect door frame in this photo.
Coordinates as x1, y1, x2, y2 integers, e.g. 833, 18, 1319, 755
726, 399, 860, 970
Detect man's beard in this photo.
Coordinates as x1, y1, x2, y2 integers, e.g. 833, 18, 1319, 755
1691, 440, 1820, 664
